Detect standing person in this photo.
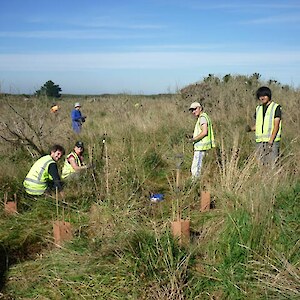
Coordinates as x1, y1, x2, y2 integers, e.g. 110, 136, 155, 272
61, 141, 87, 180
248, 86, 282, 166
188, 102, 215, 179
23, 145, 65, 196
71, 102, 86, 134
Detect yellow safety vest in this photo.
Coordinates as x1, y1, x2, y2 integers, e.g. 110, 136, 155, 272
23, 155, 54, 195
193, 112, 216, 151
61, 152, 82, 179
255, 102, 282, 143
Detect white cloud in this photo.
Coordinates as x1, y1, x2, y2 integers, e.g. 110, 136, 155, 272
1, 51, 300, 72
0, 30, 154, 39
241, 13, 300, 25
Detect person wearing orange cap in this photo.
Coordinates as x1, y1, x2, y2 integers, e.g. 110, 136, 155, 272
50, 103, 59, 113
71, 102, 86, 134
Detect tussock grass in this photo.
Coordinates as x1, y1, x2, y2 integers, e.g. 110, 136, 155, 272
0, 77, 299, 299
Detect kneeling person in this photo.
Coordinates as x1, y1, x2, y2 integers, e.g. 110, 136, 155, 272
62, 141, 87, 180
23, 144, 65, 196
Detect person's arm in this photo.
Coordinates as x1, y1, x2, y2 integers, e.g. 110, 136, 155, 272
269, 117, 280, 145
71, 110, 82, 122
269, 105, 281, 145
48, 163, 63, 192
192, 121, 208, 142
68, 155, 87, 172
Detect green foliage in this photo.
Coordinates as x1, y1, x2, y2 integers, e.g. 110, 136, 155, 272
35, 80, 62, 98
122, 229, 194, 299
143, 149, 167, 178
273, 182, 300, 263
125, 229, 189, 278
1, 76, 300, 299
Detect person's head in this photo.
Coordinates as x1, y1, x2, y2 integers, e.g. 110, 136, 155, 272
49, 144, 65, 161
74, 102, 81, 110
50, 104, 59, 113
256, 86, 272, 105
189, 102, 203, 117
74, 141, 84, 155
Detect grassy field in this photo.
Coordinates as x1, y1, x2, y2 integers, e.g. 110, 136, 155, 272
0, 75, 299, 299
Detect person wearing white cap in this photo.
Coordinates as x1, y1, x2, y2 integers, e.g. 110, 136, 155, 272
71, 102, 86, 134
188, 102, 215, 178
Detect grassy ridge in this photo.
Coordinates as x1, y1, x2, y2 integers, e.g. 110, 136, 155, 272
0, 76, 299, 299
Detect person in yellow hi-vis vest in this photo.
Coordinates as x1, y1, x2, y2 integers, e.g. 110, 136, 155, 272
247, 86, 282, 166
188, 102, 215, 178
61, 141, 87, 180
23, 144, 65, 196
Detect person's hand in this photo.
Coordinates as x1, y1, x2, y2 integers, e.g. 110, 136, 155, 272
87, 163, 95, 169
245, 125, 252, 132
185, 134, 193, 142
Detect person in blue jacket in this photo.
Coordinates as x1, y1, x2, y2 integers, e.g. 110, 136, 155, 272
71, 102, 86, 134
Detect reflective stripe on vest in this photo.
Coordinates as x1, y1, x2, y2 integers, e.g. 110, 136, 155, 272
23, 155, 54, 195
61, 152, 82, 179
193, 112, 216, 151
255, 102, 282, 143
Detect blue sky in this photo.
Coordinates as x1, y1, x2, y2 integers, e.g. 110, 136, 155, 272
1, 0, 300, 95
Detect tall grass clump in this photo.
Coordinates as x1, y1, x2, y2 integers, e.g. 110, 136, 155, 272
1, 76, 299, 299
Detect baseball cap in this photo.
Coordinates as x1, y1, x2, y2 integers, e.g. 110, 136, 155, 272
74, 102, 81, 108
189, 102, 202, 110
75, 141, 84, 149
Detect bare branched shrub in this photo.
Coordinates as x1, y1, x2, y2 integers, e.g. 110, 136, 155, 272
0, 99, 68, 157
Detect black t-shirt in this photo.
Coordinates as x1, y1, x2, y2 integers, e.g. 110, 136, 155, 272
48, 163, 63, 191
254, 103, 282, 119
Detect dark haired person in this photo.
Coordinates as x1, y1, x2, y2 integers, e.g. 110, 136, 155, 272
188, 101, 215, 178
248, 86, 282, 166
61, 141, 87, 180
23, 144, 65, 196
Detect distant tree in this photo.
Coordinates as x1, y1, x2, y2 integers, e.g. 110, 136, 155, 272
223, 74, 232, 83
251, 73, 261, 81
35, 80, 62, 98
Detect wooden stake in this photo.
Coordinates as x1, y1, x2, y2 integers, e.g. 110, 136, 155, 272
55, 187, 59, 219
104, 137, 109, 195
88, 144, 101, 201
176, 167, 181, 220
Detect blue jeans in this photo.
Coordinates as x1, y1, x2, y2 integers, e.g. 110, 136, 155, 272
72, 121, 82, 134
